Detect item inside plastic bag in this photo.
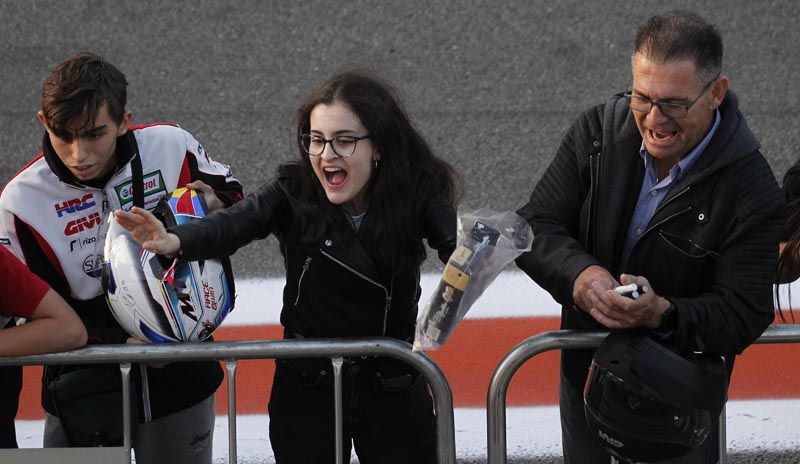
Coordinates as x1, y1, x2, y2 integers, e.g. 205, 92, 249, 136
413, 207, 533, 351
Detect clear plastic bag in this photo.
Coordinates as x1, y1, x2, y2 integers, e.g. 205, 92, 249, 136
413, 208, 533, 351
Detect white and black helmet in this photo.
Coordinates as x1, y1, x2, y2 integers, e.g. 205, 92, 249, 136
583, 330, 727, 463
102, 188, 235, 343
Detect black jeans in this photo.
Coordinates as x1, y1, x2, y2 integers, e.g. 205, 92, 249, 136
0, 319, 22, 448
560, 371, 719, 464
0, 365, 21, 448
268, 357, 436, 464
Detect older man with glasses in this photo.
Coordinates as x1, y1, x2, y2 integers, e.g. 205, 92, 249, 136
515, 10, 784, 464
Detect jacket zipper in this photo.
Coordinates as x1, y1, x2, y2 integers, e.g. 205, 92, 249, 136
585, 151, 601, 254
655, 185, 691, 214
319, 249, 392, 336
641, 186, 692, 237
293, 256, 313, 306
627, 186, 692, 263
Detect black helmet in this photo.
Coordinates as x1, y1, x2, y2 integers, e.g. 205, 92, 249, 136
583, 330, 726, 463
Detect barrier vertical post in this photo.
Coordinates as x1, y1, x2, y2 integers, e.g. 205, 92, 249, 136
120, 362, 132, 463
332, 357, 345, 464
718, 404, 727, 464
226, 359, 238, 464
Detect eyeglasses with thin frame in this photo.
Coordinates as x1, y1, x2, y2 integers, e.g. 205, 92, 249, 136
624, 77, 719, 120
299, 134, 371, 158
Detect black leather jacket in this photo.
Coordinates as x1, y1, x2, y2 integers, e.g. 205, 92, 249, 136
516, 91, 784, 387
174, 163, 457, 342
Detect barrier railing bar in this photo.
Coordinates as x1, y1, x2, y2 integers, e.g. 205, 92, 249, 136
0, 338, 456, 464
225, 359, 238, 464
487, 329, 607, 464
486, 324, 800, 464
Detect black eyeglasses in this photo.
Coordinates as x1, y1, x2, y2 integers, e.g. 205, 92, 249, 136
624, 77, 718, 120
299, 134, 370, 158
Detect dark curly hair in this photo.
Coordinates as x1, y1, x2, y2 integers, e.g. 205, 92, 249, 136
289, 69, 461, 273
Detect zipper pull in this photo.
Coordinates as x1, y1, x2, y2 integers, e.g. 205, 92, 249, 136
293, 256, 313, 307
382, 295, 392, 335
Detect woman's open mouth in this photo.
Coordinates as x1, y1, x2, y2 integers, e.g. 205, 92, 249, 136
323, 166, 348, 187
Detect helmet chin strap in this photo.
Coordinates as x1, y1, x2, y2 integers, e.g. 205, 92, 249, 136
161, 256, 180, 285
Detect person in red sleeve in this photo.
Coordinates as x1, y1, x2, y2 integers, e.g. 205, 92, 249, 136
0, 245, 87, 448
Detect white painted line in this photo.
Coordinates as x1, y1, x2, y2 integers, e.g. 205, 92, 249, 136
14, 399, 800, 462
229, 272, 798, 328
227, 271, 561, 327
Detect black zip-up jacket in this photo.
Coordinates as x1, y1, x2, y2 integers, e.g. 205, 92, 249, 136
173, 163, 457, 344
516, 91, 784, 388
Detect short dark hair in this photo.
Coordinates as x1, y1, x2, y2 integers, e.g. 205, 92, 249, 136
41, 52, 128, 141
633, 10, 723, 82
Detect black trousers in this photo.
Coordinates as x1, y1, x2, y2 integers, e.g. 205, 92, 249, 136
268, 357, 436, 464
560, 371, 719, 464
0, 319, 22, 448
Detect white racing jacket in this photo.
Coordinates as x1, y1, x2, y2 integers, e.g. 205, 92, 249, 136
0, 123, 243, 419
0, 123, 241, 303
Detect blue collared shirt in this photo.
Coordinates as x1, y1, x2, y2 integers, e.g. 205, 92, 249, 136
618, 110, 721, 271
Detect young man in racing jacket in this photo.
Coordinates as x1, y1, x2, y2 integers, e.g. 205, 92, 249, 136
0, 52, 242, 463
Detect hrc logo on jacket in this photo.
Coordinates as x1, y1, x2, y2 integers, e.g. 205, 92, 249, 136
54, 194, 95, 218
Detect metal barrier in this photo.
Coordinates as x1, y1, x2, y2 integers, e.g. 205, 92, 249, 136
486, 324, 800, 464
0, 338, 456, 464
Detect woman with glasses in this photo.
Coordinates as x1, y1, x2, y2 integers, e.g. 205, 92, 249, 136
115, 70, 460, 464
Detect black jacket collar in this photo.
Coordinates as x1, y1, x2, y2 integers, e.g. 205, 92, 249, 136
42, 130, 138, 188
319, 215, 382, 282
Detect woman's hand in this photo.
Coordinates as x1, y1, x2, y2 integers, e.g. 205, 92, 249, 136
114, 207, 182, 255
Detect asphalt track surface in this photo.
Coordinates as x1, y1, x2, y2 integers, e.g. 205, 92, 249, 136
2, 0, 799, 278
2, 1, 799, 462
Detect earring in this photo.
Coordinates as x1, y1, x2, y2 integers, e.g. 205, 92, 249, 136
373, 159, 379, 171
